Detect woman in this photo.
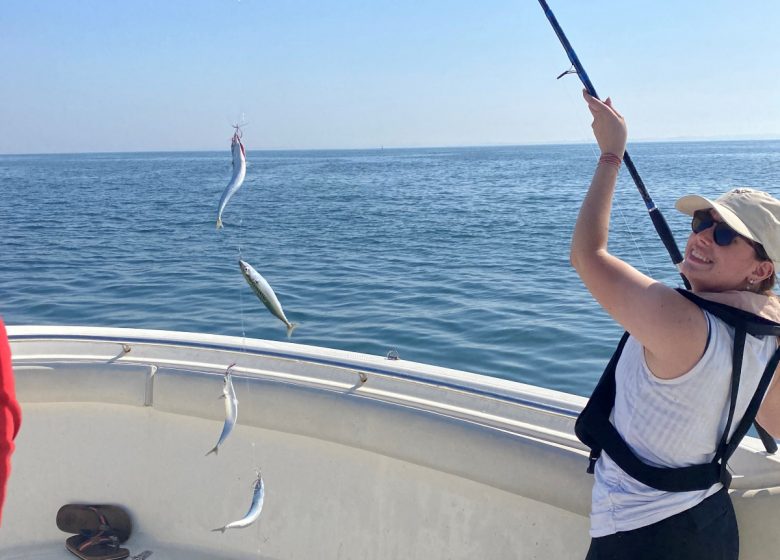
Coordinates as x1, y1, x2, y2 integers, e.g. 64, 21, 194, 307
573, 91, 780, 559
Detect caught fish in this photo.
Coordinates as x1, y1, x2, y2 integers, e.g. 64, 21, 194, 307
216, 125, 247, 229
213, 470, 265, 533
239, 259, 296, 335
206, 364, 238, 456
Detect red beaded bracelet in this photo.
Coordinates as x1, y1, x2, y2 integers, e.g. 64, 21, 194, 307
598, 152, 622, 168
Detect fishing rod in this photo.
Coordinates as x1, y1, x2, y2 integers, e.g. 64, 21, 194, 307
536, 0, 690, 291
536, 0, 778, 454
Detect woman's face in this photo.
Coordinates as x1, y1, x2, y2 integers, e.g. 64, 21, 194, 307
681, 209, 765, 292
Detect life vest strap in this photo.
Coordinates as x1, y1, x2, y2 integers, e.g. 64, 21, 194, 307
575, 290, 780, 492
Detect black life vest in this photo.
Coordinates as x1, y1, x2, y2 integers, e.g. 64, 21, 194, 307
575, 289, 780, 492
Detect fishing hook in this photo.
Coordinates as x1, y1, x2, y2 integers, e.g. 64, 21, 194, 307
537, 0, 690, 290
556, 65, 577, 80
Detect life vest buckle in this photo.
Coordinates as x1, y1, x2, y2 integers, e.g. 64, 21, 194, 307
587, 450, 599, 474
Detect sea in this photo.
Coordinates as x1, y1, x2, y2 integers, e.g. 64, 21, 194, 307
1, 141, 779, 398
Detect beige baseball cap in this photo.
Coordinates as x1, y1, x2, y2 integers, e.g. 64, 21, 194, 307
675, 188, 780, 264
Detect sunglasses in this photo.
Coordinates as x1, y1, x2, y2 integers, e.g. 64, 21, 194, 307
690, 210, 770, 260
690, 210, 743, 246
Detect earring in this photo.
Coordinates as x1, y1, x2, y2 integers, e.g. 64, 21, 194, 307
747, 278, 756, 290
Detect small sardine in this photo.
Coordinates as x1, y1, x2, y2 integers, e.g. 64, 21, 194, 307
213, 470, 265, 533
206, 364, 238, 456
239, 259, 296, 335
216, 126, 247, 229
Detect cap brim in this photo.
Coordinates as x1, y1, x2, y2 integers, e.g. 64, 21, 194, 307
675, 194, 758, 242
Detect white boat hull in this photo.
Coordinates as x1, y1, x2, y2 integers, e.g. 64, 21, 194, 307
2, 326, 779, 559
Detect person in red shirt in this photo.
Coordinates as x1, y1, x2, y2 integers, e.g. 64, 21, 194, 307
0, 317, 21, 526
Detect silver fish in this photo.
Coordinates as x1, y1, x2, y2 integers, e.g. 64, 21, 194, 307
216, 126, 247, 229
213, 470, 265, 533
239, 259, 296, 335
206, 364, 238, 456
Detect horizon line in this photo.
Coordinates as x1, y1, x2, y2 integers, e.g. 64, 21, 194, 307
2, 136, 778, 158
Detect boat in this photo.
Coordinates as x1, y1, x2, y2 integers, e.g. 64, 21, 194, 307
3, 325, 780, 559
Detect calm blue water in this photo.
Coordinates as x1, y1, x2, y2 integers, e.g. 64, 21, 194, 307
1, 141, 779, 397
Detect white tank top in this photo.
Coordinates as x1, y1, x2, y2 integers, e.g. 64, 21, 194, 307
590, 311, 777, 537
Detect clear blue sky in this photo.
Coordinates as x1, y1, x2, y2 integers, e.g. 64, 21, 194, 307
2, 0, 778, 154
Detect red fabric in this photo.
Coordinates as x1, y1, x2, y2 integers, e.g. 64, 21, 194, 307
0, 317, 21, 526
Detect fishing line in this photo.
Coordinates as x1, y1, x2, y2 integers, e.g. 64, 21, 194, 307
217, 188, 248, 348
238, 217, 247, 344
559, 83, 655, 276
236, 120, 248, 348
250, 442, 259, 482
537, 0, 690, 290
226, 118, 249, 349
558, 82, 657, 279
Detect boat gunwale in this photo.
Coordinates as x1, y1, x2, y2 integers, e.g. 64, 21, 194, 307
8, 326, 780, 496
8, 326, 585, 419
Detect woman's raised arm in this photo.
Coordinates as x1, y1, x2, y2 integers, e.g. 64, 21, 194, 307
570, 91, 707, 379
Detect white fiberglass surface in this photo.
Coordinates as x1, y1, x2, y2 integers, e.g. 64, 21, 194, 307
2, 403, 590, 559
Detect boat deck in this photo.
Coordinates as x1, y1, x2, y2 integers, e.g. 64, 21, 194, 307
3, 327, 780, 559
6, 403, 588, 559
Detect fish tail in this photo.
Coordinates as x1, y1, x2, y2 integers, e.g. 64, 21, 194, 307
286, 323, 297, 338
206, 445, 219, 457
212, 526, 227, 533
216, 217, 223, 229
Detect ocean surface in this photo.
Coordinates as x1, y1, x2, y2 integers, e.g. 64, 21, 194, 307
1, 141, 779, 397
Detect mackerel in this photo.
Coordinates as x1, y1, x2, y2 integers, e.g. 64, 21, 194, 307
239, 259, 296, 335
216, 126, 247, 229
213, 470, 265, 533
206, 364, 238, 456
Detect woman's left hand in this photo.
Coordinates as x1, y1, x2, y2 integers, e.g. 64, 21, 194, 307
583, 90, 627, 157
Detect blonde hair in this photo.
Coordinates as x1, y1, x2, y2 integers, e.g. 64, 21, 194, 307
757, 275, 776, 294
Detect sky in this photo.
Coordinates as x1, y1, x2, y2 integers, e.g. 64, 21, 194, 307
1, 0, 779, 154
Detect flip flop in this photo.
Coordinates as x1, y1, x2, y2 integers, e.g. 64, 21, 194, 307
57, 504, 133, 543
65, 534, 129, 560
